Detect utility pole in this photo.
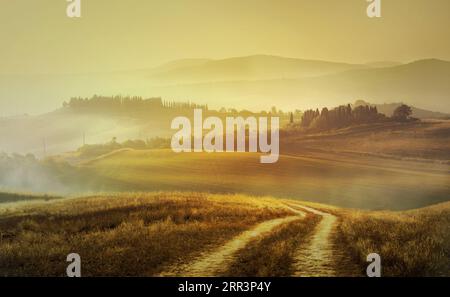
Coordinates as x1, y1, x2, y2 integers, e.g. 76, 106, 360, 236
43, 138, 47, 158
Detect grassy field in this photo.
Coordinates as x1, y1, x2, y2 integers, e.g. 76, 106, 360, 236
0, 192, 292, 276
337, 202, 450, 276
1, 120, 448, 211
80, 148, 449, 210
296, 200, 450, 276
283, 120, 450, 162
0, 192, 448, 277
0, 121, 448, 276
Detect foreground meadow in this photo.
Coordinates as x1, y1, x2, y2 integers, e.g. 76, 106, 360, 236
0, 192, 448, 277
0, 192, 292, 276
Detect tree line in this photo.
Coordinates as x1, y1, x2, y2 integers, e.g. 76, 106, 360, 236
298, 103, 414, 130
63, 95, 208, 112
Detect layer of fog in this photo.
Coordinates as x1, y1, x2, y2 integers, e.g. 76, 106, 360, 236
0, 112, 171, 158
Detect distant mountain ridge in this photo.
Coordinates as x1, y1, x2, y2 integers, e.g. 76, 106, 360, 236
146, 58, 450, 113
364, 61, 403, 68
147, 55, 368, 83
1, 55, 449, 115
152, 59, 211, 73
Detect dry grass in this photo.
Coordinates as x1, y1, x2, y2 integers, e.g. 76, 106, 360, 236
283, 120, 450, 161
277, 199, 450, 276
0, 192, 448, 277
0, 192, 292, 276
337, 202, 450, 276
224, 212, 321, 276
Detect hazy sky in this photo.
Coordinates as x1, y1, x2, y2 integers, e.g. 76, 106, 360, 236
1, 0, 450, 74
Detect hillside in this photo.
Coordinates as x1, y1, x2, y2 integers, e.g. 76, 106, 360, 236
353, 100, 450, 119
284, 120, 450, 161
0, 192, 448, 276
0, 98, 291, 158
1, 118, 448, 210
76, 147, 449, 210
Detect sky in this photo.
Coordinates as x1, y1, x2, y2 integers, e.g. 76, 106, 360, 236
1, 0, 450, 74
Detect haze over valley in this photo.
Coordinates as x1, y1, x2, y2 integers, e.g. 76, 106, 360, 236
1, 56, 450, 117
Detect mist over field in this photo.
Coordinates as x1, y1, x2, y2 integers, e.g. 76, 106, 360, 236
0, 99, 448, 211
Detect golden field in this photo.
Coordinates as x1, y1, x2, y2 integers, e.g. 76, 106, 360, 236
0, 120, 448, 277
0, 192, 291, 276
0, 192, 448, 277
74, 147, 450, 211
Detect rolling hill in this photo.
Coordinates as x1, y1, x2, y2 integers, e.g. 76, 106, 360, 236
147, 55, 367, 83
148, 58, 450, 112
79, 148, 450, 210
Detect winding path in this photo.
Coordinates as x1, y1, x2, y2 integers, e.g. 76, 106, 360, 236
159, 206, 306, 276
159, 204, 340, 277
288, 204, 338, 276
